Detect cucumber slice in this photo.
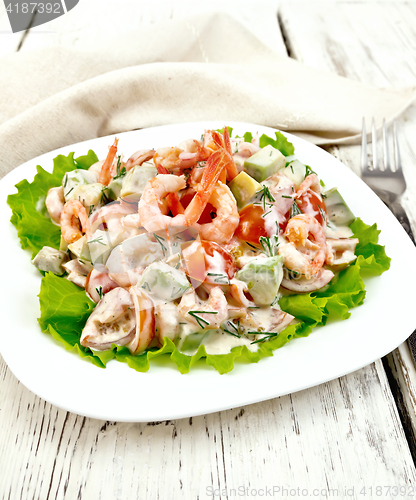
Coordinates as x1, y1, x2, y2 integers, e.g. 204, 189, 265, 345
324, 188, 355, 226
236, 255, 283, 306
282, 160, 307, 188
63, 169, 97, 201
244, 145, 286, 182
68, 234, 92, 262
120, 163, 157, 198
137, 262, 190, 302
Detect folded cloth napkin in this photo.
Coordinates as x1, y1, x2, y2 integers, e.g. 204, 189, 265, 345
1, 12, 415, 177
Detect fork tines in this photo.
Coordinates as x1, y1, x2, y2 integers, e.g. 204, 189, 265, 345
361, 118, 401, 175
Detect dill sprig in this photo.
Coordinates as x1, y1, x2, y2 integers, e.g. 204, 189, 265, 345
248, 331, 279, 344
96, 286, 104, 300
256, 185, 275, 211
153, 233, 167, 257
188, 310, 218, 329
290, 200, 302, 218
222, 320, 241, 338
113, 155, 127, 180
207, 273, 230, 285
259, 235, 279, 257
88, 235, 105, 246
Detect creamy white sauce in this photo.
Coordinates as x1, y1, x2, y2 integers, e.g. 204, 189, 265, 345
324, 223, 353, 238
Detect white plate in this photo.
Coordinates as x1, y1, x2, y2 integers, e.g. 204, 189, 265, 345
1, 121, 415, 422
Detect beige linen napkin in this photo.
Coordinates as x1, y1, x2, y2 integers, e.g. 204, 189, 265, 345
1, 12, 415, 177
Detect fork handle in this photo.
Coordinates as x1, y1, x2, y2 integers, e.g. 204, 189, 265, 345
388, 202, 416, 364
390, 201, 415, 245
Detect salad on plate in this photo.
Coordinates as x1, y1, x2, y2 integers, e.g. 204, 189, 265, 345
7, 126, 390, 374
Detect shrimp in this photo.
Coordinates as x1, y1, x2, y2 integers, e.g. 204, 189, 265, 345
199, 183, 239, 244
124, 149, 155, 171
98, 138, 119, 186
89, 160, 104, 177
139, 150, 227, 232
204, 127, 239, 180
60, 200, 91, 244
178, 286, 228, 329
45, 186, 65, 224
90, 200, 137, 233
296, 173, 321, 198
138, 174, 188, 232
153, 143, 209, 175
279, 214, 328, 278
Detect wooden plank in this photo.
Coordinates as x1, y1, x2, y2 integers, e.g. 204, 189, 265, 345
1, 354, 415, 499
1, 2, 416, 499
281, 0, 416, 457
19, 0, 286, 55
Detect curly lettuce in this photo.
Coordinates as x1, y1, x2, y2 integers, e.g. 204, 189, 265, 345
7, 150, 98, 258
7, 140, 390, 374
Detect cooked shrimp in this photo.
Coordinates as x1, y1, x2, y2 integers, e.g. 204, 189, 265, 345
279, 214, 328, 278
178, 286, 228, 329
89, 160, 104, 177
231, 138, 260, 158
60, 200, 91, 244
199, 183, 239, 244
90, 200, 136, 233
153, 143, 208, 175
296, 173, 321, 198
204, 128, 239, 180
45, 186, 65, 224
265, 172, 296, 216
138, 174, 188, 232
139, 150, 227, 232
124, 149, 155, 171
98, 138, 119, 186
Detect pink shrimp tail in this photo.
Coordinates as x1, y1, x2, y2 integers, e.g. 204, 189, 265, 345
98, 138, 119, 186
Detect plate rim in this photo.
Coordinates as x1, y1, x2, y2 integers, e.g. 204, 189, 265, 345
1, 120, 416, 422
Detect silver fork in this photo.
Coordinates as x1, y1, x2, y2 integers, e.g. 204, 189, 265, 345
361, 118, 416, 362
361, 118, 414, 243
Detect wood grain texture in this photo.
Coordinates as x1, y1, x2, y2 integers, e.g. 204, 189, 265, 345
281, 0, 416, 454
18, 0, 286, 55
1, 2, 416, 499
1, 354, 415, 500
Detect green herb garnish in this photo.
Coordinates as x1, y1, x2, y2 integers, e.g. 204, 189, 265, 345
113, 155, 127, 180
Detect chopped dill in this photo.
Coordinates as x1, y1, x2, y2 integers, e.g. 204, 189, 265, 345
153, 233, 168, 256
259, 235, 279, 257
290, 200, 302, 218
256, 185, 275, 211
113, 155, 127, 180
249, 332, 279, 344
88, 235, 105, 246
188, 310, 218, 329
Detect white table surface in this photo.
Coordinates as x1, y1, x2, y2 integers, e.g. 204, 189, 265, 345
1, 1, 416, 499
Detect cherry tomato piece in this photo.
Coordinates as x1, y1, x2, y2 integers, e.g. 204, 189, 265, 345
235, 204, 267, 245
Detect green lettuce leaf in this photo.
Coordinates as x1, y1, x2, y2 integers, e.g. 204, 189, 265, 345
7, 150, 98, 258
37, 272, 305, 374
7, 142, 390, 375
259, 132, 295, 156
